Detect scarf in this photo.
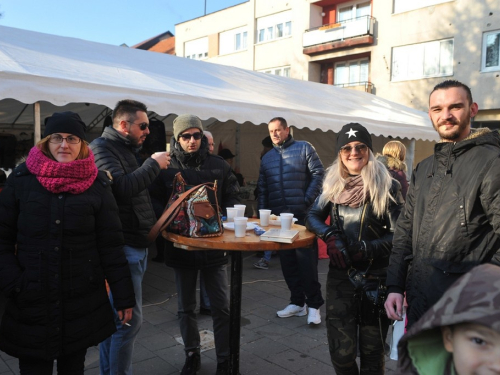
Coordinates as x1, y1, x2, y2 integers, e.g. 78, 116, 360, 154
333, 175, 366, 208
26, 146, 98, 194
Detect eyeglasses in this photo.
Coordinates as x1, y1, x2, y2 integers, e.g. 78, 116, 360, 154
179, 132, 203, 141
126, 120, 149, 131
340, 144, 368, 156
49, 134, 81, 144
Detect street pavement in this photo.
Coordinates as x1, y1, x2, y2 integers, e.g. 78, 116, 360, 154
0, 250, 398, 374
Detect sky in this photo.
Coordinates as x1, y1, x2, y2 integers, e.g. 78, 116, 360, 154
0, 0, 245, 46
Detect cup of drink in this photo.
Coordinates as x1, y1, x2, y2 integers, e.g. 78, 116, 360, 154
234, 204, 246, 218
233, 217, 248, 238
280, 213, 294, 231
259, 209, 271, 226
226, 207, 238, 222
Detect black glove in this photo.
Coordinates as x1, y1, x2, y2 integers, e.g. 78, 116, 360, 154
325, 236, 348, 268
347, 240, 372, 261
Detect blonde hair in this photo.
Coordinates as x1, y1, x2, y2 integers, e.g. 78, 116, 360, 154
318, 150, 394, 218
382, 141, 406, 162
37, 135, 90, 161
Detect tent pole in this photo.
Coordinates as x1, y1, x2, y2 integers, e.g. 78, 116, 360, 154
33, 102, 41, 144
407, 139, 415, 179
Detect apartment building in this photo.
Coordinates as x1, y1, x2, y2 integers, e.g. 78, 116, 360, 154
175, 0, 500, 128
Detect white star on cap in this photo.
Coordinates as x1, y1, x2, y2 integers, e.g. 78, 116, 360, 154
346, 128, 358, 138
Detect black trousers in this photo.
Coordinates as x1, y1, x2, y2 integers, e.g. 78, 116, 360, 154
18, 348, 87, 375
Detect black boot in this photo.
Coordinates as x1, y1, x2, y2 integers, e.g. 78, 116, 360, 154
215, 360, 229, 375
181, 351, 201, 375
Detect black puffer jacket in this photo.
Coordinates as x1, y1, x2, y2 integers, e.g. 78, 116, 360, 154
90, 127, 160, 247
0, 165, 135, 360
386, 129, 500, 327
258, 135, 324, 220
150, 137, 240, 269
306, 180, 403, 271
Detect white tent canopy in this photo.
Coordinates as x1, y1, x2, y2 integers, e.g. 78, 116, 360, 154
0, 25, 438, 142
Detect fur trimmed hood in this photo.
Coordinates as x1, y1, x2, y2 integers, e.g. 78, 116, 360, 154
376, 154, 407, 172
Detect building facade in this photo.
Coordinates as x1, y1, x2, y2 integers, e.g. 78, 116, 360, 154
175, 0, 500, 127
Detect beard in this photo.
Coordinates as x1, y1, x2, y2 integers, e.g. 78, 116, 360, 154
126, 133, 145, 147
433, 119, 469, 141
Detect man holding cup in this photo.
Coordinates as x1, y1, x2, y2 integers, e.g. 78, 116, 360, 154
257, 117, 325, 325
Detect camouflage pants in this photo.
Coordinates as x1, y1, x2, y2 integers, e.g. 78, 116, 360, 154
326, 268, 389, 375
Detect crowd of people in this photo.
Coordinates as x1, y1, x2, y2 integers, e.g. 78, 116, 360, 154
1, 79, 500, 375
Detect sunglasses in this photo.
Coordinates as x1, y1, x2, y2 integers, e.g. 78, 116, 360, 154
126, 120, 149, 131
340, 144, 368, 156
179, 132, 203, 141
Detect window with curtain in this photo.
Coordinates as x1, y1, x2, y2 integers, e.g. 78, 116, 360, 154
334, 59, 369, 86
482, 30, 500, 72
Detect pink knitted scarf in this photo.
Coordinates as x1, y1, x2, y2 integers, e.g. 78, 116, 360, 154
26, 146, 98, 194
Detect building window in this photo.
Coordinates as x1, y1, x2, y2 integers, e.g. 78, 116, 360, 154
393, 0, 453, 14
392, 39, 453, 81
259, 66, 291, 77
184, 37, 208, 61
338, 1, 371, 22
482, 30, 500, 72
257, 10, 292, 44
220, 27, 248, 55
334, 59, 369, 86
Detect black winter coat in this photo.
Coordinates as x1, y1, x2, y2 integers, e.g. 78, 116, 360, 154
386, 129, 500, 327
150, 137, 240, 269
258, 135, 324, 220
90, 127, 160, 248
0, 164, 135, 360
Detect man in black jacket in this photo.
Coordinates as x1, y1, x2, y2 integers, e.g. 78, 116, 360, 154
90, 99, 170, 375
385, 80, 500, 328
152, 114, 240, 375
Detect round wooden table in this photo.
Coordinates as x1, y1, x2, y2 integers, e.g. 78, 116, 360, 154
163, 219, 316, 375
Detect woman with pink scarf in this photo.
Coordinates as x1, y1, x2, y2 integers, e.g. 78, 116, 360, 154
306, 123, 404, 375
0, 112, 135, 375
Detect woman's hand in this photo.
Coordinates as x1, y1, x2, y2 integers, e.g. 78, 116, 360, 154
117, 308, 133, 325
347, 240, 371, 261
325, 236, 348, 268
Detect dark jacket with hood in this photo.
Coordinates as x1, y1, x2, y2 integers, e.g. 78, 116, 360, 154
150, 136, 240, 269
386, 128, 500, 328
258, 135, 324, 221
0, 165, 135, 360
90, 126, 161, 248
377, 154, 409, 200
396, 263, 500, 375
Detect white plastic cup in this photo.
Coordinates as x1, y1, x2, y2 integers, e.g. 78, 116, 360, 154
233, 217, 248, 238
234, 204, 246, 218
226, 207, 238, 222
259, 209, 271, 226
280, 213, 294, 231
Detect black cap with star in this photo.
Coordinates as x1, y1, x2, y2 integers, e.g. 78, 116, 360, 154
336, 123, 373, 152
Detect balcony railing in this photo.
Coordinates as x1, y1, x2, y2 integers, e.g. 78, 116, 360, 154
303, 16, 375, 48
334, 81, 374, 94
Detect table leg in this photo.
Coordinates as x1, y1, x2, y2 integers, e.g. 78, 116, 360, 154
228, 251, 242, 375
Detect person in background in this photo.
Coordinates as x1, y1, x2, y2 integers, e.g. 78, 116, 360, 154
306, 123, 403, 375
258, 117, 324, 325
219, 148, 245, 187
90, 99, 170, 375
397, 264, 500, 375
377, 140, 409, 199
204, 130, 215, 155
0, 112, 135, 375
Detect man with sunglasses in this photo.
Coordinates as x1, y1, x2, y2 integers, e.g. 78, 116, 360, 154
258, 117, 325, 325
152, 114, 240, 375
90, 99, 170, 375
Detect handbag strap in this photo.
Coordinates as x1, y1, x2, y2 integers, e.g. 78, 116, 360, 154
147, 182, 213, 243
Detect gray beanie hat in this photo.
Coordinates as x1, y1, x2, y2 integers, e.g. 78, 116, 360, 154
173, 114, 203, 140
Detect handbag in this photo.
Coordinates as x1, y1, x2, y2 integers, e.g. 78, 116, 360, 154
147, 173, 223, 242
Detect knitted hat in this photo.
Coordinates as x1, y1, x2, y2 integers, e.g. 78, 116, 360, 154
336, 123, 372, 151
44, 111, 87, 140
173, 114, 203, 140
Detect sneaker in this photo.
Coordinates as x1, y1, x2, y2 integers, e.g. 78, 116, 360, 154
277, 304, 307, 318
253, 258, 269, 270
215, 360, 229, 375
307, 307, 321, 325
181, 351, 201, 375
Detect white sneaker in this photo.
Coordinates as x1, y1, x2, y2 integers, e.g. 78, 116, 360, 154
307, 307, 321, 325
277, 304, 308, 318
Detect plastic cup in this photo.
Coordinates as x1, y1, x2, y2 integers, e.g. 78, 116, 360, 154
233, 217, 248, 238
234, 204, 246, 218
280, 213, 294, 231
226, 207, 238, 222
259, 209, 271, 226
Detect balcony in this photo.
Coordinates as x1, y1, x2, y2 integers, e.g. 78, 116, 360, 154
303, 16, 375, 55
334, 81, 374, 94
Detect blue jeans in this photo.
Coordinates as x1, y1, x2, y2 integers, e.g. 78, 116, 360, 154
99, 246, 148, 375
262, 250, 272, 262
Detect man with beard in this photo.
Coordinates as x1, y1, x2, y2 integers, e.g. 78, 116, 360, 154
90, 99, 170, 374
385, 80, 500, 329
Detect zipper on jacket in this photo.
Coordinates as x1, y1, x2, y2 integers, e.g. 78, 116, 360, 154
358, 203, 368, 241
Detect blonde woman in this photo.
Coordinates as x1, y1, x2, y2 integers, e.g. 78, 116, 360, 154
378, 140, 409, 199
305, 123, 404, 375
